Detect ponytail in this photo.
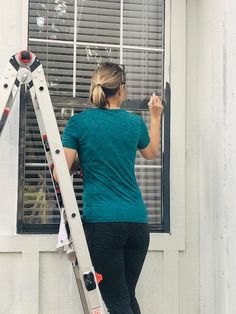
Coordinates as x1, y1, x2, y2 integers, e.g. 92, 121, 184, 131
89, 62, 125, 109
89, 84, 107, 109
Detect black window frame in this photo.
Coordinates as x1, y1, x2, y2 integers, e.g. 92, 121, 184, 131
17, 0, 170, 234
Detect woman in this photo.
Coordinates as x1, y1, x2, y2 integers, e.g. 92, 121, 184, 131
61, 63, 163, 313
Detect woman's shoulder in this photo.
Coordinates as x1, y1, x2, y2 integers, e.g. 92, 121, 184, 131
70, 108, 142, 122
70, 108, 98, 120
124, 110, 143, 122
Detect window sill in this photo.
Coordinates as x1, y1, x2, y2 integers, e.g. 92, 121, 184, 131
149, 233, 185, 251
0, 233, 185, 253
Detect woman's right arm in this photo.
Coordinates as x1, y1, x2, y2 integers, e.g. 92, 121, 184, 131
139, 94, 163, 160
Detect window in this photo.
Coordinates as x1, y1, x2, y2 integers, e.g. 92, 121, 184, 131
17, 0, 169, 233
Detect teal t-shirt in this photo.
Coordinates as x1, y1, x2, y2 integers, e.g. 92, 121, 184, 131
62, 108, 150, 223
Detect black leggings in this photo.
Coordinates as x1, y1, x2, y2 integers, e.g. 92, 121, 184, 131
83, 222, 150, 314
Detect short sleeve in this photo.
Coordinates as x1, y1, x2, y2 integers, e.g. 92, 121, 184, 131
62, 115, 79, 150
137, 116, 150, 149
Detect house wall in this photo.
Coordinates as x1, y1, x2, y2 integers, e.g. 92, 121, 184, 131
197, 0, 236, 313
2, 0, 236, 313
186, 0, 236, 313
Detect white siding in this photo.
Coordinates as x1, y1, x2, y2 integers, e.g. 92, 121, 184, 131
4, 0, 236, 313
197, 0, 236, 313
0, 0, 28, 234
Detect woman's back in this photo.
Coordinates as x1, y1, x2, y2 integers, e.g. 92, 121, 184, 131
62, 107, 149, 223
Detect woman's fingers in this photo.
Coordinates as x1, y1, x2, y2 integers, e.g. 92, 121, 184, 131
148, 94, 164, 117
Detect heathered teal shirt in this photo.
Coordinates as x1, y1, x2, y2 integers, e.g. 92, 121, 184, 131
62, 108, 150, 223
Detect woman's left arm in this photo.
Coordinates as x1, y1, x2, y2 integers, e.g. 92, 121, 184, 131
53, 147, 77, 181
64, 148, 77, 170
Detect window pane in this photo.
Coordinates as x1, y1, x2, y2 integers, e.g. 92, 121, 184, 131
135, 109, 162, 226
29, 42, 74, 96
136, 167, 162, 224
76, 46, 120, 98
77, 0, 120, 44
29, 0, 75, 41
23, 165, 60, 225
124, 49, 164, 99
123, 0, 164, 48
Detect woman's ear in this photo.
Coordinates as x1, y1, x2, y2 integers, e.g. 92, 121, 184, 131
117, 85, 122, 96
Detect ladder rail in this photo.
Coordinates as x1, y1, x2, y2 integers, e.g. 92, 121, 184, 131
0, 61, 19, 135
30, 73, 105, 312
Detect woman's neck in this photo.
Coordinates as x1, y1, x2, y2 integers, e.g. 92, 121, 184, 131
106, 104, 121, 109
105, 85, 125, 109
105, 99, 122, 109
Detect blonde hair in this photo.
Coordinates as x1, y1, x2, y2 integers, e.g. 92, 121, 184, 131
89, 62, 125, 109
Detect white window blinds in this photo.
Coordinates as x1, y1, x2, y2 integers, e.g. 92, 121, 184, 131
18, 0, 166, 233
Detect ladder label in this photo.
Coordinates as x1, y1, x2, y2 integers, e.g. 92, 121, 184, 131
92, 309, 102, 314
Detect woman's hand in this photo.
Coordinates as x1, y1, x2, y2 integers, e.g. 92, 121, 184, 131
139, 93, 163, 160
52, 148, 77, 182
53, 167, 58, 182
148, 93, 164, 118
